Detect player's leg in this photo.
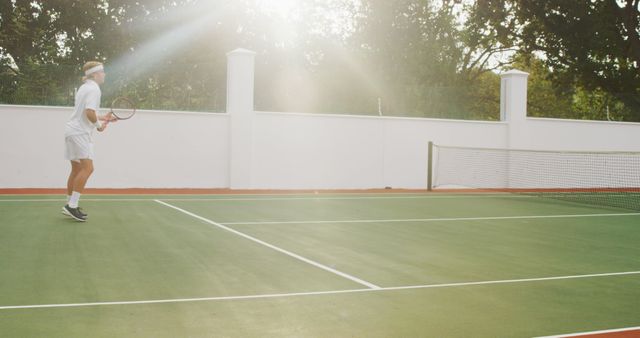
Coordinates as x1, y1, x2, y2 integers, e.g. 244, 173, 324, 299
67, 160, 82, 200
62, 160, 84, 218
67, 159, 93, 213
71, 159, 94, 194
63, 136, 92, 221
63, 160, 92, 221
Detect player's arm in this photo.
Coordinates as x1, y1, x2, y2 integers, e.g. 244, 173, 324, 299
98, 112, 116, 122
86, 109, 115, 122
85, 108, 106, 132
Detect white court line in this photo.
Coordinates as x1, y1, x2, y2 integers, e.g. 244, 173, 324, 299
534, 326, 640, 338
0, 198, 153, 202
223, 212, 640, 225
0, 199, 68, 202
158, 195, 536, 202
1, 270, 638, 311
154, 199, 380, 289
0, 194, 537, 203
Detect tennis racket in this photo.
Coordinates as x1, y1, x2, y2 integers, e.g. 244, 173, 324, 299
102, 97, 135, 129
109, 96, 136, 120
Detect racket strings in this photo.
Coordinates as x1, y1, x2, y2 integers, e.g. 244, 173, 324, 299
111, 97, 136, 119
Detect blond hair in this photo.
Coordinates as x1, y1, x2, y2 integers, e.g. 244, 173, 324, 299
82, 61, 103, 82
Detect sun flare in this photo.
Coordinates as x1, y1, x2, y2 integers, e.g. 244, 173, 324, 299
255, 0, 299, 18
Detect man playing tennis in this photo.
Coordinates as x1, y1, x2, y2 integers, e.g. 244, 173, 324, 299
62, 61, 115, 221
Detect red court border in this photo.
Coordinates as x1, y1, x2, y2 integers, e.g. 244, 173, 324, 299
574, 329, 640, 337
552, 328, 640, 338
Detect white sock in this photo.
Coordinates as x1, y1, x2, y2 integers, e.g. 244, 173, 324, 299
67, 195, 71, 203
69, 191, 81, 208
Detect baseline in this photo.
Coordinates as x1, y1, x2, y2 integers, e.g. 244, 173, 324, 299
1, 270, 638, 311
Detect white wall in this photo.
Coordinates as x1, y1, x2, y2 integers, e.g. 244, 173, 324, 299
515, 117, 640, 151
0, 105, 229, 189
1, 50, 639, 190
252, 111, 507, 189
2, 103, 639, 190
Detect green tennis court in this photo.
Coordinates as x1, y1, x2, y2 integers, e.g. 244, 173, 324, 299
1, 193, 639, 337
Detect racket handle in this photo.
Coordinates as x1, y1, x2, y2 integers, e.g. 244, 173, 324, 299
100, 113, 112, 130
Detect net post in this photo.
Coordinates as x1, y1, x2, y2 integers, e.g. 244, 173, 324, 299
427, 141, 433, 191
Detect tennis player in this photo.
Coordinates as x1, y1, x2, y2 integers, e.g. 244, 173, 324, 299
62, 61, 114, 221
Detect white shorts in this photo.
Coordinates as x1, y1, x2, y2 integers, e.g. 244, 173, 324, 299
65, 134, 94, 162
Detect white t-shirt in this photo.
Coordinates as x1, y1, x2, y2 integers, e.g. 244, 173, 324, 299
65, 79, 101, 137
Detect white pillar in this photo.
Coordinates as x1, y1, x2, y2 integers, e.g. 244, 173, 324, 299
500, 69, 529, 149
500, 69, 529, 122
226, 48, 256, 189
500, 69, 529, 189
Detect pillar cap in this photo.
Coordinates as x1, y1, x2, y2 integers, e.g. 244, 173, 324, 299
501, 69, 529, 78
227, 48, 256, 56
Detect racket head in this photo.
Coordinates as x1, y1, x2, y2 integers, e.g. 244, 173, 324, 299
110, 97, 136, 120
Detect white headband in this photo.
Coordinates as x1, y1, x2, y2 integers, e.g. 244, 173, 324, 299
84, 65, 104, 76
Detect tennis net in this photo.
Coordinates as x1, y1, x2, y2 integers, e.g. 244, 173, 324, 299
429, 143, 640, 211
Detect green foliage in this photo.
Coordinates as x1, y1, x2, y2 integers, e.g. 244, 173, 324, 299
511, 55, 573, 119
475, 0, 640, 121
2, 0, 634, 121
571, 88, 635, 122
466, 70, 501, 120
512, 53, 636, 121
0, 59, 77, 106
254, 0, 502, 119
0, 0, 502, 117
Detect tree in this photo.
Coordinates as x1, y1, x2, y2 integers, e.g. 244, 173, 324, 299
508, 52, 637, 121
1, 0, 508, 119
510, 54, 574, 119
309, 0, 507, 118
0, 0, 235, 110
474, 0, 640, 121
